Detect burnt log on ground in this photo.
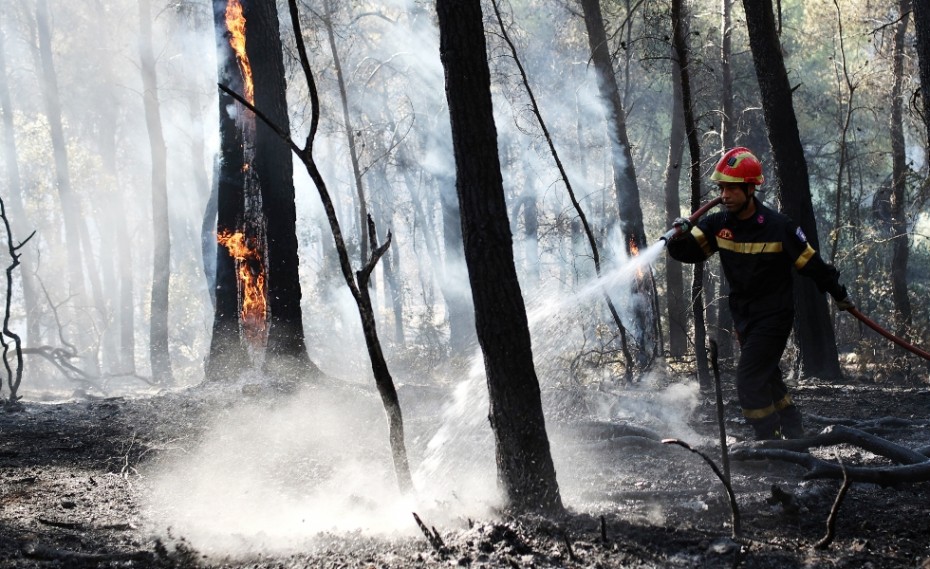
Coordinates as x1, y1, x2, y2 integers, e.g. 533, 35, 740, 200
730, 422, 930, 484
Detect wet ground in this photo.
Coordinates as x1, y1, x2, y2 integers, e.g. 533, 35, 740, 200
1, 369, 928, 568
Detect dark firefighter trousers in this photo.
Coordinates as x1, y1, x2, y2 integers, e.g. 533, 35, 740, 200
735, 314, 804, 440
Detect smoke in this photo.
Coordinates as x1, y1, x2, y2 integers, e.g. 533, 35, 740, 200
144, 384, 414, 554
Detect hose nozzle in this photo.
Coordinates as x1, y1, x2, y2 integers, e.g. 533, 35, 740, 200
659, 197, 723, 244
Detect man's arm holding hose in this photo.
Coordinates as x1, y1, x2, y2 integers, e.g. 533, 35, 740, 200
665, 217, 717, 264
785, 222, 854, 311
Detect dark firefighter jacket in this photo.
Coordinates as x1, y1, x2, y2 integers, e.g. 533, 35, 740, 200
667, 197, 846, 336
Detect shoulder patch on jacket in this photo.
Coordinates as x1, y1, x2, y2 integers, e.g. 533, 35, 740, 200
717, 228, 734, 240
795, 227, 808, 243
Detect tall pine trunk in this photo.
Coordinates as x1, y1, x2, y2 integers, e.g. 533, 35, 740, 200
246, 0, 318, 377
663, 41, 688, 359
672, 0, 710, 389
436, 0, 562, 513
206, 0, 250, 379
578, 0, 658, 364
742, 0, 841, 379
889, 0, 912, 338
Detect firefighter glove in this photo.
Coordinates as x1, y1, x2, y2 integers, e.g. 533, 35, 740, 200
835, 296, 855, 312
672, 217, 692, 233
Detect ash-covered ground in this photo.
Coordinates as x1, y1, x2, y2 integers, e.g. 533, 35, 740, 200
1, 367, 929, 568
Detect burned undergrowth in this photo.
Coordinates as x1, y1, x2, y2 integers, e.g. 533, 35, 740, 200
0, 369, 928, 568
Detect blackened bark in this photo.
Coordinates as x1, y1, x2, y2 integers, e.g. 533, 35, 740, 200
663, 28, 688, 359
245, 1, 318, 377
578, 0, 657, 362
139, 0, 173, 382
672, 0, 710, 389
742, 0, 841, 379
436, 0, 562, 513
889, 0, 913, 337
207, 0, 250, 379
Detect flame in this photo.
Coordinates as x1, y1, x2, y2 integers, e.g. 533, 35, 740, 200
217, 230, 266, 342
629, 239, 639, 257
225, 0, 254, 105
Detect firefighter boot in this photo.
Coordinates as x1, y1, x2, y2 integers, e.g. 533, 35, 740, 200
749, 413, 783, 441
778, 405, 805, 439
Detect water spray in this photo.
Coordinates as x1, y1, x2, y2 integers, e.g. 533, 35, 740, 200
656, 196, 930, 362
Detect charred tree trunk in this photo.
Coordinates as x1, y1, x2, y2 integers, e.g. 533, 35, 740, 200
672, 0, 710, 390
889, 0, 913, 339
246, 0, 318, 378
436, 0, 562, 513
206, 0, 250, 380
663, 37, 688, 359
139, 0, 173, 382
742, 0, 842, 379
218, 0, 414, 492
578, 0, 658, 364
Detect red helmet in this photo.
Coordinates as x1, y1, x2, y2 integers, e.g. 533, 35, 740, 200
711, 147, 764, 186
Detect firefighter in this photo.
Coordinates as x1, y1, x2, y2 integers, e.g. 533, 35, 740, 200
666, 147, 854, 440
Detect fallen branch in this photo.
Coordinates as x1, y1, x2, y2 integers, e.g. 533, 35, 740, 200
750, 424, 928, 465
806, 414, 928, 431
23, 542, 150, 563
730, 447, 930, 484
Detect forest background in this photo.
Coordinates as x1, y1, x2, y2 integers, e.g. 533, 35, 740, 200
0, 0, 929, 560
1, 0, 926, 395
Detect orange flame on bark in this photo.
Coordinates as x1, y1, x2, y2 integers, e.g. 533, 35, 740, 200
217, 230, 266, 340
225, 0, 254, 105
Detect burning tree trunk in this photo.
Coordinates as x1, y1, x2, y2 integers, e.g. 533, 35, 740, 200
578, 0, 659, 366
436, 0, 562, 513
742, 0, 842, 379
139, 0, 173, 382
206, 0, 251, 379
207, 0, 319, 381
217, 0, 413, 492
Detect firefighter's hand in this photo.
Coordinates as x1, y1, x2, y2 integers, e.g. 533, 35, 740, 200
835, 296, 855, 311
672, 217, 692, 233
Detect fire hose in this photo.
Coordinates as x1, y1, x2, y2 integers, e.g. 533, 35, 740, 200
660, 196, 930, 362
